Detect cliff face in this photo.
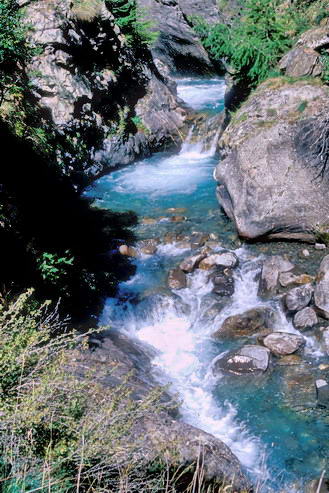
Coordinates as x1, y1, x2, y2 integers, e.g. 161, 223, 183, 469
137, 0, 221, 75
22, 0, 188, 182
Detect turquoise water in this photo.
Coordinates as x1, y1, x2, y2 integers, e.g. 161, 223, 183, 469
85, 78, 329, 492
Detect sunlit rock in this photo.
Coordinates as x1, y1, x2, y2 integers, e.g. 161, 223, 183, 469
293, 307, 318, 330
213, 345, 270, 375
283, 284, 313, 312
263, 332, 305, 356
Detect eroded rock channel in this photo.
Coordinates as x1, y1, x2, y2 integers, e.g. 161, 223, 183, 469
86, 78, 329, 492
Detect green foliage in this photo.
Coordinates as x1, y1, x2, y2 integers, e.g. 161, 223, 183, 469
192, 0, 301, 87
37, 251, 74, 284
106, 0, 158, 46
0, 291, 172, 492
297, 100, 308, 112
0, 0, 34, 95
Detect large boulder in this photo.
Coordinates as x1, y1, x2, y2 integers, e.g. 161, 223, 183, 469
215, 78, 329, 241
314, 255, 329, 318
213, 345, 270, 375
279, 27, 329, 78
263, 332, 305, 356
213, 307, 275, 338
134, 414, 252, 491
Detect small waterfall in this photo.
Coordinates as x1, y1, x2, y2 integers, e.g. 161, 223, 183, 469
183, 113, 225, 157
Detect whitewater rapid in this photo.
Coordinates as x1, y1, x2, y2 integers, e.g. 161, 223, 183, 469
88, 77, 327, 492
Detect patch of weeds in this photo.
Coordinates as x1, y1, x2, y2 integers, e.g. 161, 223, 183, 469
297, 100, 308, 112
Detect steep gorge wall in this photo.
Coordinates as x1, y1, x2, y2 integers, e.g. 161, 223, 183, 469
22, 0, 189, 183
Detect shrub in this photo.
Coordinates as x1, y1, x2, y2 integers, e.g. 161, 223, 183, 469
106, 0, 158, 46
0, 0, 33, 97
0, 290, 169, 492
191, 0, 300, 87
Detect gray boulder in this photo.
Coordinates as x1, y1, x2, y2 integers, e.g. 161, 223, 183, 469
263, 332, 305, 356
314, 255, 329, 318
284, 284, 313, 312
199, 252, 238, 270
279, 27, 329, 78
214, 345, 270, 375
213, 307, 275, 339
258, 255, 294, 298
215, 78, 329, 241
293, 307, 318, 330
134, 414, 252, 491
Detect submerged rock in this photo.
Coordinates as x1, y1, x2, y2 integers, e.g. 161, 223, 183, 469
304, 477, 329, 493
215, 78, 329, 240
167, 268, 187, 290
198, 252, 238, 270
214, 345, 270, 375
314, 255, 329, 318
213, 307, 275, 339
284, 284, 313, 312
263, 332, 305, 356
293, 307, 318, 330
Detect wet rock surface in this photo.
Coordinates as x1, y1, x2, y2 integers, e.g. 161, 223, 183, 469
213, 307, 275, 339
198, 251, 238, 270
214, 345, 270, 375
258, 255, 294, 298
284, 284, 313, 312
168, 268, 187, 290
210, 267, 235, 297
263, 332, 305, 356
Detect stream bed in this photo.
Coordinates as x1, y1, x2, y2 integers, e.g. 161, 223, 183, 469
85, 78, 329, 492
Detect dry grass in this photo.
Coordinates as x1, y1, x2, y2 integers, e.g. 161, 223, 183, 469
71, 0, 104, 21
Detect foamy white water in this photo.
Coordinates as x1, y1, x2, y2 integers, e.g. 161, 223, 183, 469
176, 77, 226, 111
90, 78, 327, 492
